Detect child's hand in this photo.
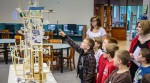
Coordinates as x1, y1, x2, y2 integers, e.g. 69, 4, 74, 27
59, 29, 66, 37
97, 73, 99, 79
130, 53, 134, 60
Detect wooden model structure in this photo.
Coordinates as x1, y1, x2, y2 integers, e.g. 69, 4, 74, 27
10, 0, 54, 83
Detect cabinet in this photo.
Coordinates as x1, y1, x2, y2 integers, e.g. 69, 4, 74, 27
111, 27, 126, 40
96, 4, 127, 40
97, 4, 112, 34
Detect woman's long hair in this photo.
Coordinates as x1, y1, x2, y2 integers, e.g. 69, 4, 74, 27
90, 15, 101, 31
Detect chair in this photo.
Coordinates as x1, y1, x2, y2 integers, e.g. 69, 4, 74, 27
16, 30, 24, 39
43, 45, 54, 70
48, 39, 62, 44
1, 30, 10, 39
14, 35, 22, 45
63, 47, 75, 71
0, 30, 10, 48
14, 35, 22, 48
48, 39, 62, 69
48, 39, 62, 55
48, 32, 54, 40
14, 35, 23, 58
44, 31, 53, 42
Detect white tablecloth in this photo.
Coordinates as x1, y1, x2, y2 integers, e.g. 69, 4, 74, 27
0, 39, 15, 43
8, 65, 57, 83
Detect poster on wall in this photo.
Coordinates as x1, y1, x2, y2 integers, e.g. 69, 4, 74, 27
12, 10, 18, 20
143, 5, 148, 14
79, 26, 83, 31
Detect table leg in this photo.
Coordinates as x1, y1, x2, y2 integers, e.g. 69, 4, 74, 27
4, 43, 8, 64
60, 49, 63, 73
67, 48, 69, 67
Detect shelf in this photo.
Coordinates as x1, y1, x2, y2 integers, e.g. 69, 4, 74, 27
53, 34, 81, 36
97, 4, 112, 34
68, 34, 82, 36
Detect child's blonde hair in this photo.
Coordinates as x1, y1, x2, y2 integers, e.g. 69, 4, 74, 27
139, 20, 150, 35
105, 43, 119, 58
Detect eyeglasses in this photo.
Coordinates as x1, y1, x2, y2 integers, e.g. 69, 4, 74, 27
91, 20, 97, 22
102, 50, 108, 54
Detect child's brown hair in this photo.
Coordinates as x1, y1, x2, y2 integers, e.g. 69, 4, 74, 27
115, 50, 131, 65
94, 37, 102, 49
141, 74, 150, 83
141, 48, 150, 64
105, 43, 119, 58
90, 15, 101, 31
85, 38, 95, 50
103, 36, 118, 44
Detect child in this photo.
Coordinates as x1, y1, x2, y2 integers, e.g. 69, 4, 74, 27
134, 48, 150, 83
59, 30, 96, 83
93, 37, 103, 73
96, 36, 118, 83
101, 43, 119, 83
105, 50, 132, 83
141, 74, 150, 83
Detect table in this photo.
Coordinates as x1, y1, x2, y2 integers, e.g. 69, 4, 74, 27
8, 65, 57, 83
0, 39, 15, 64
43, 43, 70, 73
0, 39, 70, 73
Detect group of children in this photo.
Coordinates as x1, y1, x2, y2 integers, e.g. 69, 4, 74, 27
94, 36, 133, 83
59, 30, 150, 83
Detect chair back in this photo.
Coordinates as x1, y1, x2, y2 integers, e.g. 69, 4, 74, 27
14, 35, 22, 45
69, 47, 75, 59
63, 47, 75, 71
43, 45, 54, 62
1, 30, 10, 39
16, 30, 24, 39
49, 39, 62, 44
44, 31, 53, 40
49, 32, 54, 39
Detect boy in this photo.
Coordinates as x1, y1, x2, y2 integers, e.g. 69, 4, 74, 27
59, 30, 96, 83
105, 50, 132, 83
134, 48, 150, 83
101, 43, 119, 83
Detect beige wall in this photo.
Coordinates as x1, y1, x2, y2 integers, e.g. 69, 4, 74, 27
0, 0, 93, 28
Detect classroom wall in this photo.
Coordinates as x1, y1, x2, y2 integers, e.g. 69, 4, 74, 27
0, 0, 93, 28
143, 0, 150, 20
